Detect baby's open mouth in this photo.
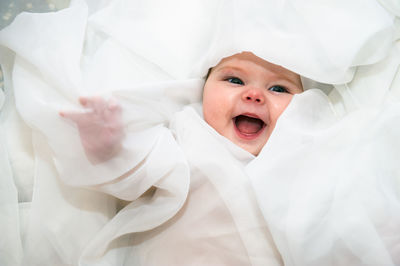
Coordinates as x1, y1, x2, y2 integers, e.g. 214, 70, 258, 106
234, 115, 266, 137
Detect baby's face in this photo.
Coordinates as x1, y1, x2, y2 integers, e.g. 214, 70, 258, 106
203, 52, 303, 155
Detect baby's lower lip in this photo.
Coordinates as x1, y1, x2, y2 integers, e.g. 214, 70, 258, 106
233, 119, 266, 140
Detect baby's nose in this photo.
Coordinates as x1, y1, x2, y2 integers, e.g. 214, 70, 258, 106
242, 89, 265, 104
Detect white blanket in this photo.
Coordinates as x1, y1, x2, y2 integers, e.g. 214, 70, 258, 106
0, 0, 399, 265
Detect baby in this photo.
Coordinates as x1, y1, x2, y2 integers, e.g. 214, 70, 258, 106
202, 52, 303, 155
61, 52, 303, 159
60, 51, 303, 265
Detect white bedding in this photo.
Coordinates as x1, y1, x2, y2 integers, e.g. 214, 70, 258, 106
0, 0, 399, 265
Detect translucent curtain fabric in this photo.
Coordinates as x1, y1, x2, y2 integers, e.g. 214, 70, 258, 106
0, 0, 399, 265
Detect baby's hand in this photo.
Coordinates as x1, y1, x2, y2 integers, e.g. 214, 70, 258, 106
60, 96, 124, 163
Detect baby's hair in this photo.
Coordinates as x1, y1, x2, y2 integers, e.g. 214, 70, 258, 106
205, 68, 213, 80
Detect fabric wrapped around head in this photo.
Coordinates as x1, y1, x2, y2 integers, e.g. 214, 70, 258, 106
0, 0, 399, 265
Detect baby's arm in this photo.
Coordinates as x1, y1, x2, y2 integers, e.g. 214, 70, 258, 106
60, 96, 124, 164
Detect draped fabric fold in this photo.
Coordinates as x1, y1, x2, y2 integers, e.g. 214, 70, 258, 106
248, 88, 400, 265
0, 0, 399, 265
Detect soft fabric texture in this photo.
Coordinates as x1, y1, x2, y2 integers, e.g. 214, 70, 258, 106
0, 0, 399, 265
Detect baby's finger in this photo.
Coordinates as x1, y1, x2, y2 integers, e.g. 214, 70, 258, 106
80, 96, 100, 110
78, 96, 101, 111
59, 110, 91, 123
79, 97, 88, 106
107, 97, 121, 112
90, 96, 108, 114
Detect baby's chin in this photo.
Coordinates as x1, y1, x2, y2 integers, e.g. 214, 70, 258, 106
229, 128, 269, 156
240, 143, 263, 156
212, 123, 268, 156
230, 136, 266, 156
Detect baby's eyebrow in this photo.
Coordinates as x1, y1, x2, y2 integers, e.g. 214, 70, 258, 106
216, 66, 245, 74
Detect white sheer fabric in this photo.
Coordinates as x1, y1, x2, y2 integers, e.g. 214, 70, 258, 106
0, 0, 399, 265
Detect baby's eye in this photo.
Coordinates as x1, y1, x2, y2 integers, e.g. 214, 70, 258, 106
226, 77, 244, 85
268, 85, 288, 93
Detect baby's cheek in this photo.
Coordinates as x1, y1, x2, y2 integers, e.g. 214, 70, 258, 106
274, 95, 293, 117
203, 96, 224, 118
203, 106, 219, 131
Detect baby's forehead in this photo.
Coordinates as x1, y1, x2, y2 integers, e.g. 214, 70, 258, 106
213, 52, 302, 86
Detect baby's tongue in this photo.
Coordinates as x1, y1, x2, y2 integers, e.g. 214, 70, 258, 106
235, 116, 263, 134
